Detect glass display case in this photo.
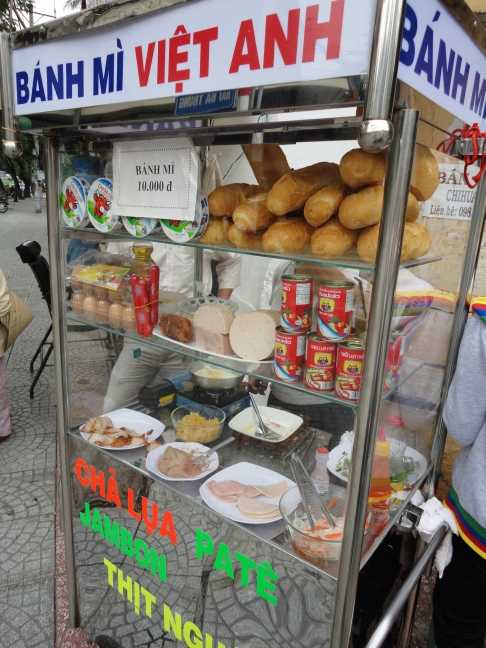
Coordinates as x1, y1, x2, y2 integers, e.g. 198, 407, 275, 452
3, 1, 485, 647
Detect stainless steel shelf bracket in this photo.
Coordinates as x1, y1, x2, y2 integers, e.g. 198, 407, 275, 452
359, 0, 408, 153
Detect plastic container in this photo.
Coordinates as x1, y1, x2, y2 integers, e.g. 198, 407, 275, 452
122, 217, 159, 238
279, 485, 346, 568
87, 178, 121, 232
171, 405, 225, 444
60, 176, 88, 228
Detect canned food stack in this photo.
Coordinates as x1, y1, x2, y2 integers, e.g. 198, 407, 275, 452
273, 275, 364, 402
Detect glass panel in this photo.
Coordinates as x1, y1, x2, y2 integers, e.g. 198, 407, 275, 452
358, 144, 479, 564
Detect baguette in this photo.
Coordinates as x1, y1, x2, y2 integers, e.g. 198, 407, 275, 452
232, 192, 276, 232
242, 144, 290, 190
304, 184, 346, 227
199, 218, 230, 245
338, 185, 420, 230
208, 183, 260, 217
357, 221, 431, 263
227, 224, 262, 249
262, 218, 312, 253
266, 162, 341, 216
339, 149, 387, 189
310, 218, 357, 258
410, 145, 439, 201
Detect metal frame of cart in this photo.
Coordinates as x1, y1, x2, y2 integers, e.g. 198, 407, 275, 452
1, 1, 485, 647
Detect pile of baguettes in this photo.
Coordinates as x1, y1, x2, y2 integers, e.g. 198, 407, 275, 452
204, 145, 439, 262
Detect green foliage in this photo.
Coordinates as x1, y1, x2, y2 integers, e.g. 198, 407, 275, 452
0, 0, 34, 31
0, 132, 37, 197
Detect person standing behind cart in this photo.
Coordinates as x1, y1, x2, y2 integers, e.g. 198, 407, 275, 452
103, 243, 240, 412
432, 298, 486, 648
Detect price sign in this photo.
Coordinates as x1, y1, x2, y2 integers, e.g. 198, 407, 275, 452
112, 138, 200, 220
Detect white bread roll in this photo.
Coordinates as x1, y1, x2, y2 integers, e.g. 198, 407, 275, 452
357, 221, 431, 263
266, 162, 341, 216
194, 303, 234, 335
208, 183, 260, 217
232, 192, 276, 232
338, 185, 420, 230
410, 145, 439, 201
229, 311, 277, 360
339, 149, 387, 189
261, 218, 312, 254
304, 184, 345, 227
310, 218, 358, 258
227, 224, 262, 250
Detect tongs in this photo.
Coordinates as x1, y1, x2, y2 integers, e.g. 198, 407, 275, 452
248, 392, 280, 441
289, 452, 336, 530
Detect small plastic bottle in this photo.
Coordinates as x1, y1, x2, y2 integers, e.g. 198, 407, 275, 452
311, 447, 330, 494
368, 428, 392, 506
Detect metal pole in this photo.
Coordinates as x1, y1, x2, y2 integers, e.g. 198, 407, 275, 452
330, 109, 419, 648
427, 173, 486, 496
359, 0, 407, 153
396, 536, 425, 648
365, 525, 448, 648
45, 135, 79, 627
0, 32, 22, 159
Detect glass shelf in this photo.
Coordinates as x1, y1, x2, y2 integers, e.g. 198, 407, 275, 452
67, 312, 358, 409
63, 227, 442, 273
67, 424, 431, 578
67, 312, 428, 411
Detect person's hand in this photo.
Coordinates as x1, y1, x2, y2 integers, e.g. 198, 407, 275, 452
245, 377, 268, 395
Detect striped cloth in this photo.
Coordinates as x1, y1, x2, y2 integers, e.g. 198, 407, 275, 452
471, 298, 486, 324
445, 487, 486, 559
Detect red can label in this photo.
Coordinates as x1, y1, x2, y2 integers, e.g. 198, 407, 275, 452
273, 328, 306, 383
317, 283, 354, 341
335, 342, 364, 401
281, 275, 313, 333
304, 335, 336, 391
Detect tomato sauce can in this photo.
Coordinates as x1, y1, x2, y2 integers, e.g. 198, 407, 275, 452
280, 274, 313, 333
317, 281, 354, 341
273, 327, 306, 383
304, 335, 336, 392
335, 337, 364, 401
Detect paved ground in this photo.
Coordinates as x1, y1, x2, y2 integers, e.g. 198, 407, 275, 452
0, 197, 445, 648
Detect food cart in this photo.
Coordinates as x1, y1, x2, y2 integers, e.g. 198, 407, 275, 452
2, 1, 485, 646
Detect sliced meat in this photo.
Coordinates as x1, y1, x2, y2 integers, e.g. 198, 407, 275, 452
255, 481, 288, 498
237, 495, 279, 517
194, 327, 233, 355
207, 480, 248, 498
229, 312, 277, 361
194, 304, 234, 335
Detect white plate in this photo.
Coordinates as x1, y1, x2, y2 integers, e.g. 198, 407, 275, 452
153, 326, 273, 367
229, 406, 303, 443
200, 462, 295, 525
80, 408, 164, 450
146, 442, 219, 481
327, 440, 427, 486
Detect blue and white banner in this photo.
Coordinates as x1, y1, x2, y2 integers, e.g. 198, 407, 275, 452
11, 0, 374, 116
398, 0, 486, 129
10, 0, 486, 127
